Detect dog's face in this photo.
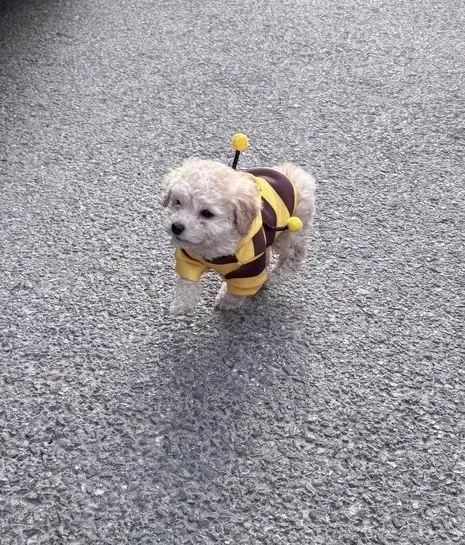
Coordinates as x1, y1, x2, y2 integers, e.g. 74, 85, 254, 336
162, 159, 261, 259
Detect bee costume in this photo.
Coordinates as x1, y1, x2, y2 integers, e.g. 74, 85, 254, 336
174, 134, 303, 296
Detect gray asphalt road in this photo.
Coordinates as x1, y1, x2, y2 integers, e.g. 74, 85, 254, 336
1, 0, 464, 544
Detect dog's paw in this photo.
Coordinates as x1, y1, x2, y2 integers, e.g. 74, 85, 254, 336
266, 272, 285, 287
214, 285, 246, 311
267, 267, 293, 287
215, 296, 245, 311
169, 299, 195, 316
169, 278, 201, 315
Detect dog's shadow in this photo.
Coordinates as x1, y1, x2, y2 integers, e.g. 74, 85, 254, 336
147, 289, 311, 495
162, 286, 308, 384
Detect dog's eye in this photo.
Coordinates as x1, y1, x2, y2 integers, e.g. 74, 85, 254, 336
200, 210, 214, 219
174, 199, 181, 207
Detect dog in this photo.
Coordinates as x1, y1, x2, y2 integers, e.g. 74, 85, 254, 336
162, 159, 315, 314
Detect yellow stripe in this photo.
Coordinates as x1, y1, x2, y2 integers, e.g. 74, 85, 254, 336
255, 176, 291, 229
225, 270, 268, 296
235, 238, 255, 264
175, 248, 207, 281
235, 214, 262, 263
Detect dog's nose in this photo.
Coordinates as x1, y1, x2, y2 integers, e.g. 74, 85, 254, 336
171, 222, 185, 236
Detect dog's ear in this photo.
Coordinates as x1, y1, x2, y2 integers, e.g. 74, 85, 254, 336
162, 187, 171, 207
233, 185, 261, 237
161, 169, 178, 207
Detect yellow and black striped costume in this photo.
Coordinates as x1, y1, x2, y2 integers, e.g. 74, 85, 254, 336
174, 168, 297, 296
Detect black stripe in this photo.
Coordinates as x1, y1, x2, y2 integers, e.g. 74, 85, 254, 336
207, 254, 238, 265
183, 249, 237, 265
247, 167, 296, 216
225, 252, 267, 280
252, 227, 266, 256
261, 198, 276, 246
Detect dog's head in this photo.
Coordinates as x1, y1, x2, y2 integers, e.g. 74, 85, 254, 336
162, 159, 261, 259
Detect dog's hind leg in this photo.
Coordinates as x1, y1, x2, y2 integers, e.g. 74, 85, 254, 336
268, 231, 308, 286
267, 162, 315, 287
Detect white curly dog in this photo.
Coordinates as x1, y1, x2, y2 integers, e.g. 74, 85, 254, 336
162, 159, 315, 314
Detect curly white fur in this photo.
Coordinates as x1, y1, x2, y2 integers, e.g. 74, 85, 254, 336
162, 159, 315, 314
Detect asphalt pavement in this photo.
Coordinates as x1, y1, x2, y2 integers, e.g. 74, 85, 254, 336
1, 0, 464, 544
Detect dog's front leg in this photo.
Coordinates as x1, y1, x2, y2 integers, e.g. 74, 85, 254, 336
214, 283, 246, 311
170, 278, 201, 315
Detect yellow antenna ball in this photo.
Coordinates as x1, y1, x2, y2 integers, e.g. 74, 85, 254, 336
231, 133, 249, 152
287, 217, 303, 233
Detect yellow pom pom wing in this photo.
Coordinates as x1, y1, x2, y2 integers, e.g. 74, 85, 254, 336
287, 216, 303, 232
